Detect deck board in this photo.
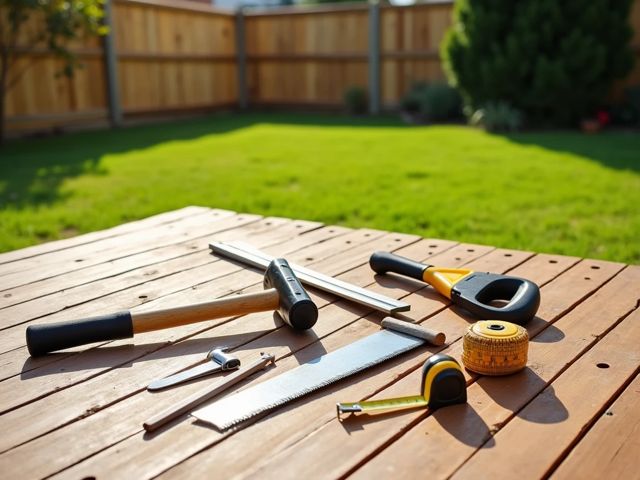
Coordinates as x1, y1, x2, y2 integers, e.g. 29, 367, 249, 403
0, 207, 636, 479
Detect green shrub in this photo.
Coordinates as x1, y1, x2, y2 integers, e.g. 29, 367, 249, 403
344, 86, 368, 115
470, 101, 523, 132
419, 82, 463, 121
441, 0, 635, 126
400, 82, 462, 121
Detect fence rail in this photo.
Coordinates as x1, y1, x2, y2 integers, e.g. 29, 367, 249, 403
5, 0, 640, 134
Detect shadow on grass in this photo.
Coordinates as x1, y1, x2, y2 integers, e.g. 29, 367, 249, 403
0, 112, 404, 210
503, 130, 640, 173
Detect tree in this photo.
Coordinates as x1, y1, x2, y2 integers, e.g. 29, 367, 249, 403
441, 0, 635, 126
0, 0, 107, 144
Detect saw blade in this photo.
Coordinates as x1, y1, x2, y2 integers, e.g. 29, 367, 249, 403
192, 329, 425, 430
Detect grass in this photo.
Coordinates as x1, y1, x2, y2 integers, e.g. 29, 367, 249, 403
1, 112, 638, 264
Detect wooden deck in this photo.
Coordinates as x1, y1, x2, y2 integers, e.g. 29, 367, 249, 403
0, 206, 638, 479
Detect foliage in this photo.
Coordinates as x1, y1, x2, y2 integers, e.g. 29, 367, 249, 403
441, 0, 636, 126
419, 82, 463, 122
2, 113, 639, 263
0, 0, 107, 144
470, 101, 523, 132
400, 82, 462, 122
343, 86, 368, 115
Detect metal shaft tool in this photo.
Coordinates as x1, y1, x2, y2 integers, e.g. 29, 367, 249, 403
210, 242, 410, 315
147, 348, 241, 391
143, 352, 275, 432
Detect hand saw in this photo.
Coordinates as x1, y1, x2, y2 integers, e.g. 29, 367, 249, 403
191, 320, 438, 431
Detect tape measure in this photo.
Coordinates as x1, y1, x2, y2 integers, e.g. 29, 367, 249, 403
462, 320, 528, 375
336, 354, 467, 418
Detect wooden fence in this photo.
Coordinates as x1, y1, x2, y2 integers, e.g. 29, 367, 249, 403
5, 0, 640, 135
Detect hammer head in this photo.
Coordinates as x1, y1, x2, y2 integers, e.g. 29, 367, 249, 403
264, 259, 318, 330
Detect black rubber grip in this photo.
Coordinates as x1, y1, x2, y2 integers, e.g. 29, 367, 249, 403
26, 311, 134, 357
264, 258, 318, 330
369, 251, 429, 281
451, 273, 540, 325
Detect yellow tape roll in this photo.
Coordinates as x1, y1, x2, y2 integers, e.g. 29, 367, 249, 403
462, 321, 528, 375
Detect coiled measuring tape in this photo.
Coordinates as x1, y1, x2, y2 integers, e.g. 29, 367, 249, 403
336, 354, 467, 418
462, 320, 528, 375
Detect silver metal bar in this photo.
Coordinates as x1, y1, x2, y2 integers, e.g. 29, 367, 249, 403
147, 348, 240, 391
209, 241, 410, 315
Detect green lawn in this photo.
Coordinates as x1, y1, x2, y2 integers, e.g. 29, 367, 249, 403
1, 113, 638, 263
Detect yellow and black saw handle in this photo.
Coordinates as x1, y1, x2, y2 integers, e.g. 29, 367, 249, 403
370, 251, 540, 325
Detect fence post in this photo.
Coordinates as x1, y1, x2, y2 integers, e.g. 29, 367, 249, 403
103, 0, 123, 127
235, 8, 248, 110
368, 0, 381, 115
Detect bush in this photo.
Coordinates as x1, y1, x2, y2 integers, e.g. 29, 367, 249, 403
344, 86, 368, 115
419, 82, 463, 122
441, 0, 635, 126
400, 82, 462, 121
470, 101, 523, 132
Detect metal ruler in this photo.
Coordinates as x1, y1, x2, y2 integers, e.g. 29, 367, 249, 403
209, 241, 410, 315
192, 328, 425, 430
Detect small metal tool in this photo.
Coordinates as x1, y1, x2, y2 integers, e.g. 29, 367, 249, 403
143, 352, 275, 432
147, 348, 241, 391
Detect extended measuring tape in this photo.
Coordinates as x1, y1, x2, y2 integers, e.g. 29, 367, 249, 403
369, 252, 541, 325
336, 354, 467, 418
462, 320, 529, 375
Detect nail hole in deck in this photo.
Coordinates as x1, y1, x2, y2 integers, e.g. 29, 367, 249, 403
82, 477, 96, 480
429, 244, 438, 248
346, 240, 352, 244
75, 259, 83, 262
549, 259, 558, 264
364, 233, 370, 237
306, 257, 314, 261
139, 295, 148, 299
395, 238, 402, 242
296, 225, 302, 228
596, 363, 610, 369
504, 253, 512, 257
467, 249, 475, 252
584, 277, 591, 280
265, 222, 272, 226
455, 257, 461, 261
3, 293, 11, 298
591, 265, 600, 270
328, 229, 334, 233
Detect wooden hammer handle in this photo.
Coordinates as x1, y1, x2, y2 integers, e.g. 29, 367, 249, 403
132, 289, 280, 333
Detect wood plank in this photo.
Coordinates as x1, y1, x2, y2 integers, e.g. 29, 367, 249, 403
0, 231, 425, 469
0, 229, 422, 451
0, 206, 209, 266
210, 258, 626, 480
0, 209, 239, 285
47, 246, 542, 479
0, 219, 322, 348
451, 305, 640, 480
0, 222, 348, 385
550, 373, 640, 480
340, 265, 639, 480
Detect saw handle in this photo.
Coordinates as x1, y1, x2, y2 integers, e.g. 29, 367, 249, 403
369, 251, 429, 281
370, 251, 540, 325
452, 273, 540, 325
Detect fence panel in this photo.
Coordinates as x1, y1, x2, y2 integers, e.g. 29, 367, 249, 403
245, 6, 369, 106
113, 0, 238, 115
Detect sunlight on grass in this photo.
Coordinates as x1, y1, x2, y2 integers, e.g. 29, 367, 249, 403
1, 113, 638, 263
